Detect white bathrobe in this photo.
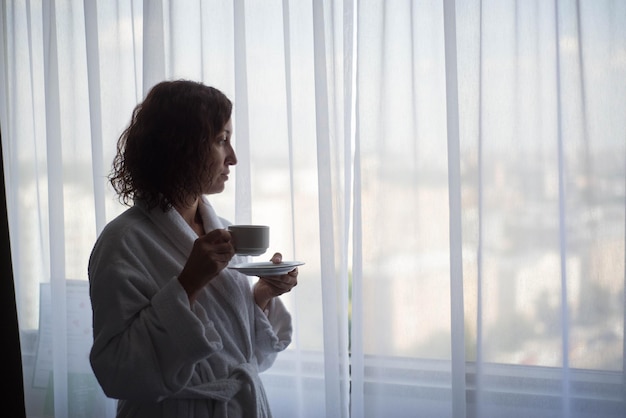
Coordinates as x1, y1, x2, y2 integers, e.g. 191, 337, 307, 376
88, 197, 292, 417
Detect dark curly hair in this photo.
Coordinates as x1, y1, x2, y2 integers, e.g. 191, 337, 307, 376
109, 80, 233, 211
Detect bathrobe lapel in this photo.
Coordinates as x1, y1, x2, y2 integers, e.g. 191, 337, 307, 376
139, 197, 255, 360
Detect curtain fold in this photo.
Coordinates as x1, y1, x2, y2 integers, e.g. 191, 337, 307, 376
443, 0, 467, 416
84, 0, 106, 234
2, 1, 625, 417
142, 0, 166, 92
554, 1, 572, 414
42, 2, 69, 415
312, 1, 350, 415
233, 0, 253, 225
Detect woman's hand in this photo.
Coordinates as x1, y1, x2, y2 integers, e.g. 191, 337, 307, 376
178, 228, 234, 304
254, 252, 298, 311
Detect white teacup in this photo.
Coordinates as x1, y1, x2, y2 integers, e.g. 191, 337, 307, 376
227, 225, 270, 256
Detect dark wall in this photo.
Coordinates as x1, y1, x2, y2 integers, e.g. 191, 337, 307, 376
1, 130, 26, 417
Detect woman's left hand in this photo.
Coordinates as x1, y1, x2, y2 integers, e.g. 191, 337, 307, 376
254, 252, 298, 311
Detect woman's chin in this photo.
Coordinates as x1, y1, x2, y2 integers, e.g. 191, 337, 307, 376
204, 183, 226, 195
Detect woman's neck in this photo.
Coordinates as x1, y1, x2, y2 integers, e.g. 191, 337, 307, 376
175, 199, 204, 236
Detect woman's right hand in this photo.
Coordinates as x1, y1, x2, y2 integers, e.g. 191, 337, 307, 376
177, 228, 234, 304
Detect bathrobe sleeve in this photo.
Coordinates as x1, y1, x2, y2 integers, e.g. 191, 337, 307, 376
209, 260, 293, 373
253, 297, 292, 372
224, 247, 293, 373
88, 221, 223, 401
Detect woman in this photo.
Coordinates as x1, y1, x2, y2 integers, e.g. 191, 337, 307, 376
88, 80, 297, 417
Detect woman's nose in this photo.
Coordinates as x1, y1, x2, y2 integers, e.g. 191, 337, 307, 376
227, 147, 237, 165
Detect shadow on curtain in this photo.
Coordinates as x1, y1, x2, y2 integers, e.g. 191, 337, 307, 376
1, 130, 26, 417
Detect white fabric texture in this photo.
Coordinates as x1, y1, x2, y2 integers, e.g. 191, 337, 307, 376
89, 197, 291, 417
1, 1, 625, 417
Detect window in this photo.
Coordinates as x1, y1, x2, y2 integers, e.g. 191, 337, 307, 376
2, 1, 624, 417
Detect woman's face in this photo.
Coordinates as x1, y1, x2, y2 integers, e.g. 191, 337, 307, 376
203, 118, 237, 195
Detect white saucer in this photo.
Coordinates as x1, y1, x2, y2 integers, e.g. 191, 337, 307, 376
229, 261, 304, 276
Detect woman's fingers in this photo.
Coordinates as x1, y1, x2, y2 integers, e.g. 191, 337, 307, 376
259, 268, 298, 294
202, 228, 232, 245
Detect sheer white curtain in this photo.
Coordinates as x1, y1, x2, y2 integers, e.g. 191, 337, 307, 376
353, 1, 626, 417
1, 1, 625, 417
